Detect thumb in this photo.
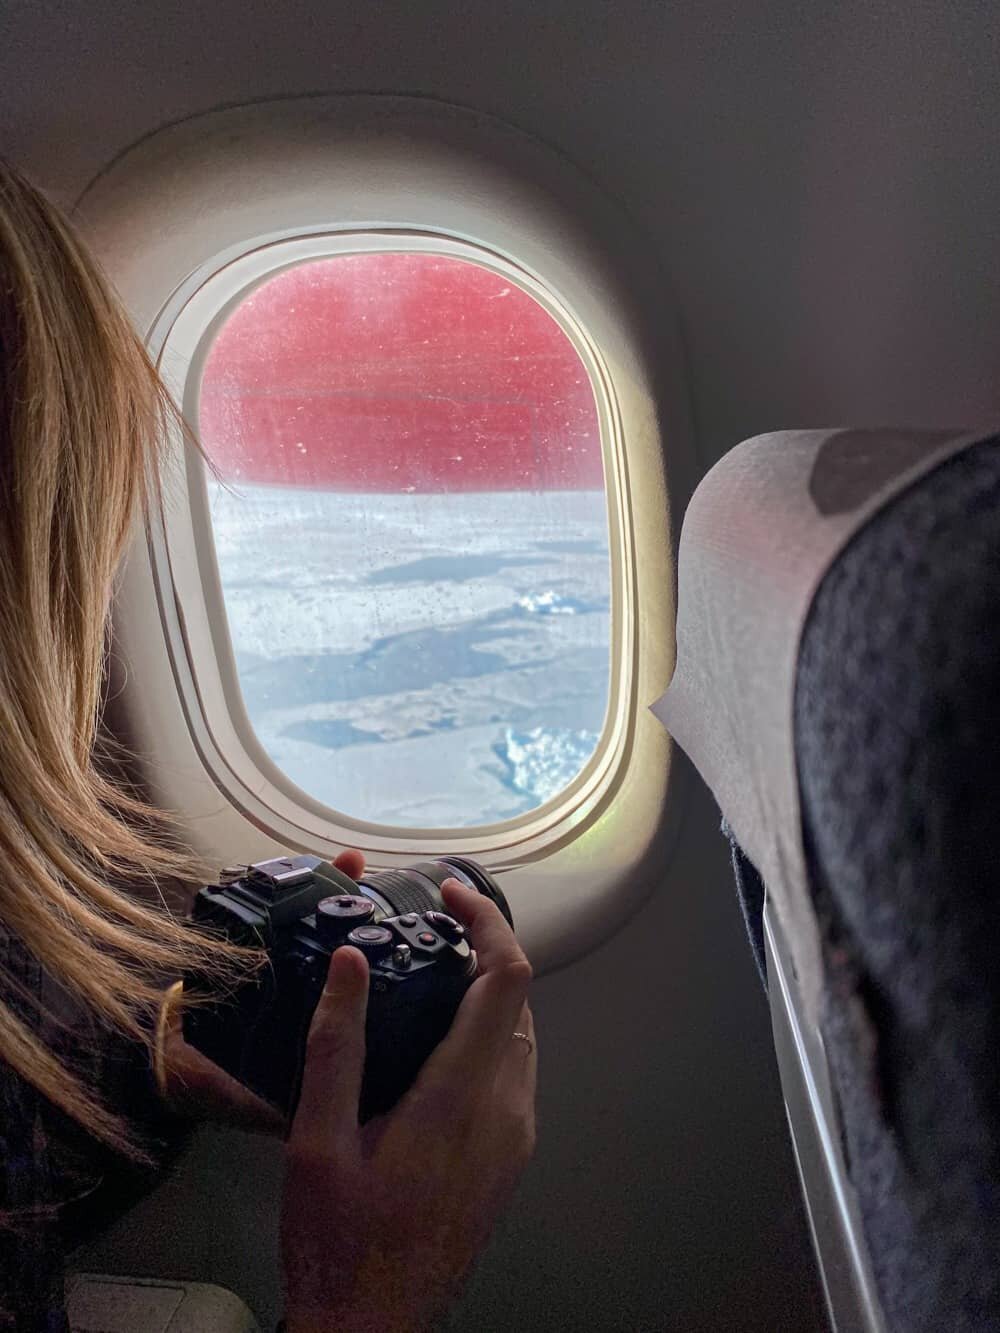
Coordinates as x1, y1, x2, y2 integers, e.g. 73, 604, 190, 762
291, 946, 369, 1150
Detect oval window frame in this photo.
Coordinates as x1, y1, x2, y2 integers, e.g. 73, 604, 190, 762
79, 93, 692, 971
155, 228, 631, 858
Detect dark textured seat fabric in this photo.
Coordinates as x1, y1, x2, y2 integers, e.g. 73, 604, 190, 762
791, 433, 1000, 1332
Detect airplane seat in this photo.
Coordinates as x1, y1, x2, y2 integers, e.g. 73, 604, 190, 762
792, 431, 1000, 1332
659, 428, 1000, 1332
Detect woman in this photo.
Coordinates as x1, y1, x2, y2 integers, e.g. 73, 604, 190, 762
0, 158, 536, 1332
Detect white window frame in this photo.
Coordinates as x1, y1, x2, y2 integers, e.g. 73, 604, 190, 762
154, 231, 631, 860
80, 94, 692, 970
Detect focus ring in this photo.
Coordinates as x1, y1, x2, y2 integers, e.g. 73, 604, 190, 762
361, 868, 441, 917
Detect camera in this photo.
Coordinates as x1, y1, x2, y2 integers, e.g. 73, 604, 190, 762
183, 853, 513, 1122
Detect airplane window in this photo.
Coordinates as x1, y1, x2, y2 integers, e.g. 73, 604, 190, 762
198, 252, 611, 829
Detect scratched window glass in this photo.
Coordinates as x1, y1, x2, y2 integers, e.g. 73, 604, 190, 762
199, 253, 610, 827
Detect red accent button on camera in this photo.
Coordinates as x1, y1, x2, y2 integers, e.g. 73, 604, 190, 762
417, 931, 438, 947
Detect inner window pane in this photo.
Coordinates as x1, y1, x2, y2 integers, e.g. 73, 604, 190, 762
199, 251, 610, 827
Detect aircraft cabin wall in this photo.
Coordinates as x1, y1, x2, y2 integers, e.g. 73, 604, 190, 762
2, 2, 997, 1330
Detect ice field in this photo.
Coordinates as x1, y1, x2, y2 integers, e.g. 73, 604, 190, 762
209, 483, 611, 827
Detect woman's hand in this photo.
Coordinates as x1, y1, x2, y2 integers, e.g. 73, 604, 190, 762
281, 879, 537, 1333
159, 1016, 286, 1133
159, 849, 367, 1134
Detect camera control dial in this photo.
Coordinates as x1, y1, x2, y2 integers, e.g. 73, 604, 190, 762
346, 924, 395, 960
316, 894, 376, 945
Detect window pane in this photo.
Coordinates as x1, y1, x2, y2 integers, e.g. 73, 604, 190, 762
199, 252, 610, 827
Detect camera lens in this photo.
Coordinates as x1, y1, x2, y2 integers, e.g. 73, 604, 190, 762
357, 856, 513, 929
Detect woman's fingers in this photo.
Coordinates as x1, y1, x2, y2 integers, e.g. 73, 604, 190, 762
162, 1032, 286, 1133
495, 1002, 537, 1162
292, 946, 369, 1151
507, 1002, 537, 1073
295, 877, 530, 1141
156, 981, 285, 1133
439, 880, 527, 979
413, 882, 532, 1095
500, 1003, 537, 1100
332, 848, 365, 880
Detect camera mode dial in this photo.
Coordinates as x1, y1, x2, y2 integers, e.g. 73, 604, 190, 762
316, 894, 376, 945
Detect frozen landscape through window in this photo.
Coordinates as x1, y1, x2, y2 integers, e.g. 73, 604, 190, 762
200, 251, 611, 827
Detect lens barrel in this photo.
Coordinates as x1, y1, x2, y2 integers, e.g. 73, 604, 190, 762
356, 856, 513, 929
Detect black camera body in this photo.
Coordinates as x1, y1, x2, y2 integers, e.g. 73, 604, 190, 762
183, 853, 512, 1122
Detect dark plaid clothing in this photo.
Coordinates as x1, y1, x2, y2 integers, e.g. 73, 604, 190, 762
0, 931, 168, 1332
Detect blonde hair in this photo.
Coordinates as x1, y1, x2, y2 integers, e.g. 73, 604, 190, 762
0, 160, 252, 1156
